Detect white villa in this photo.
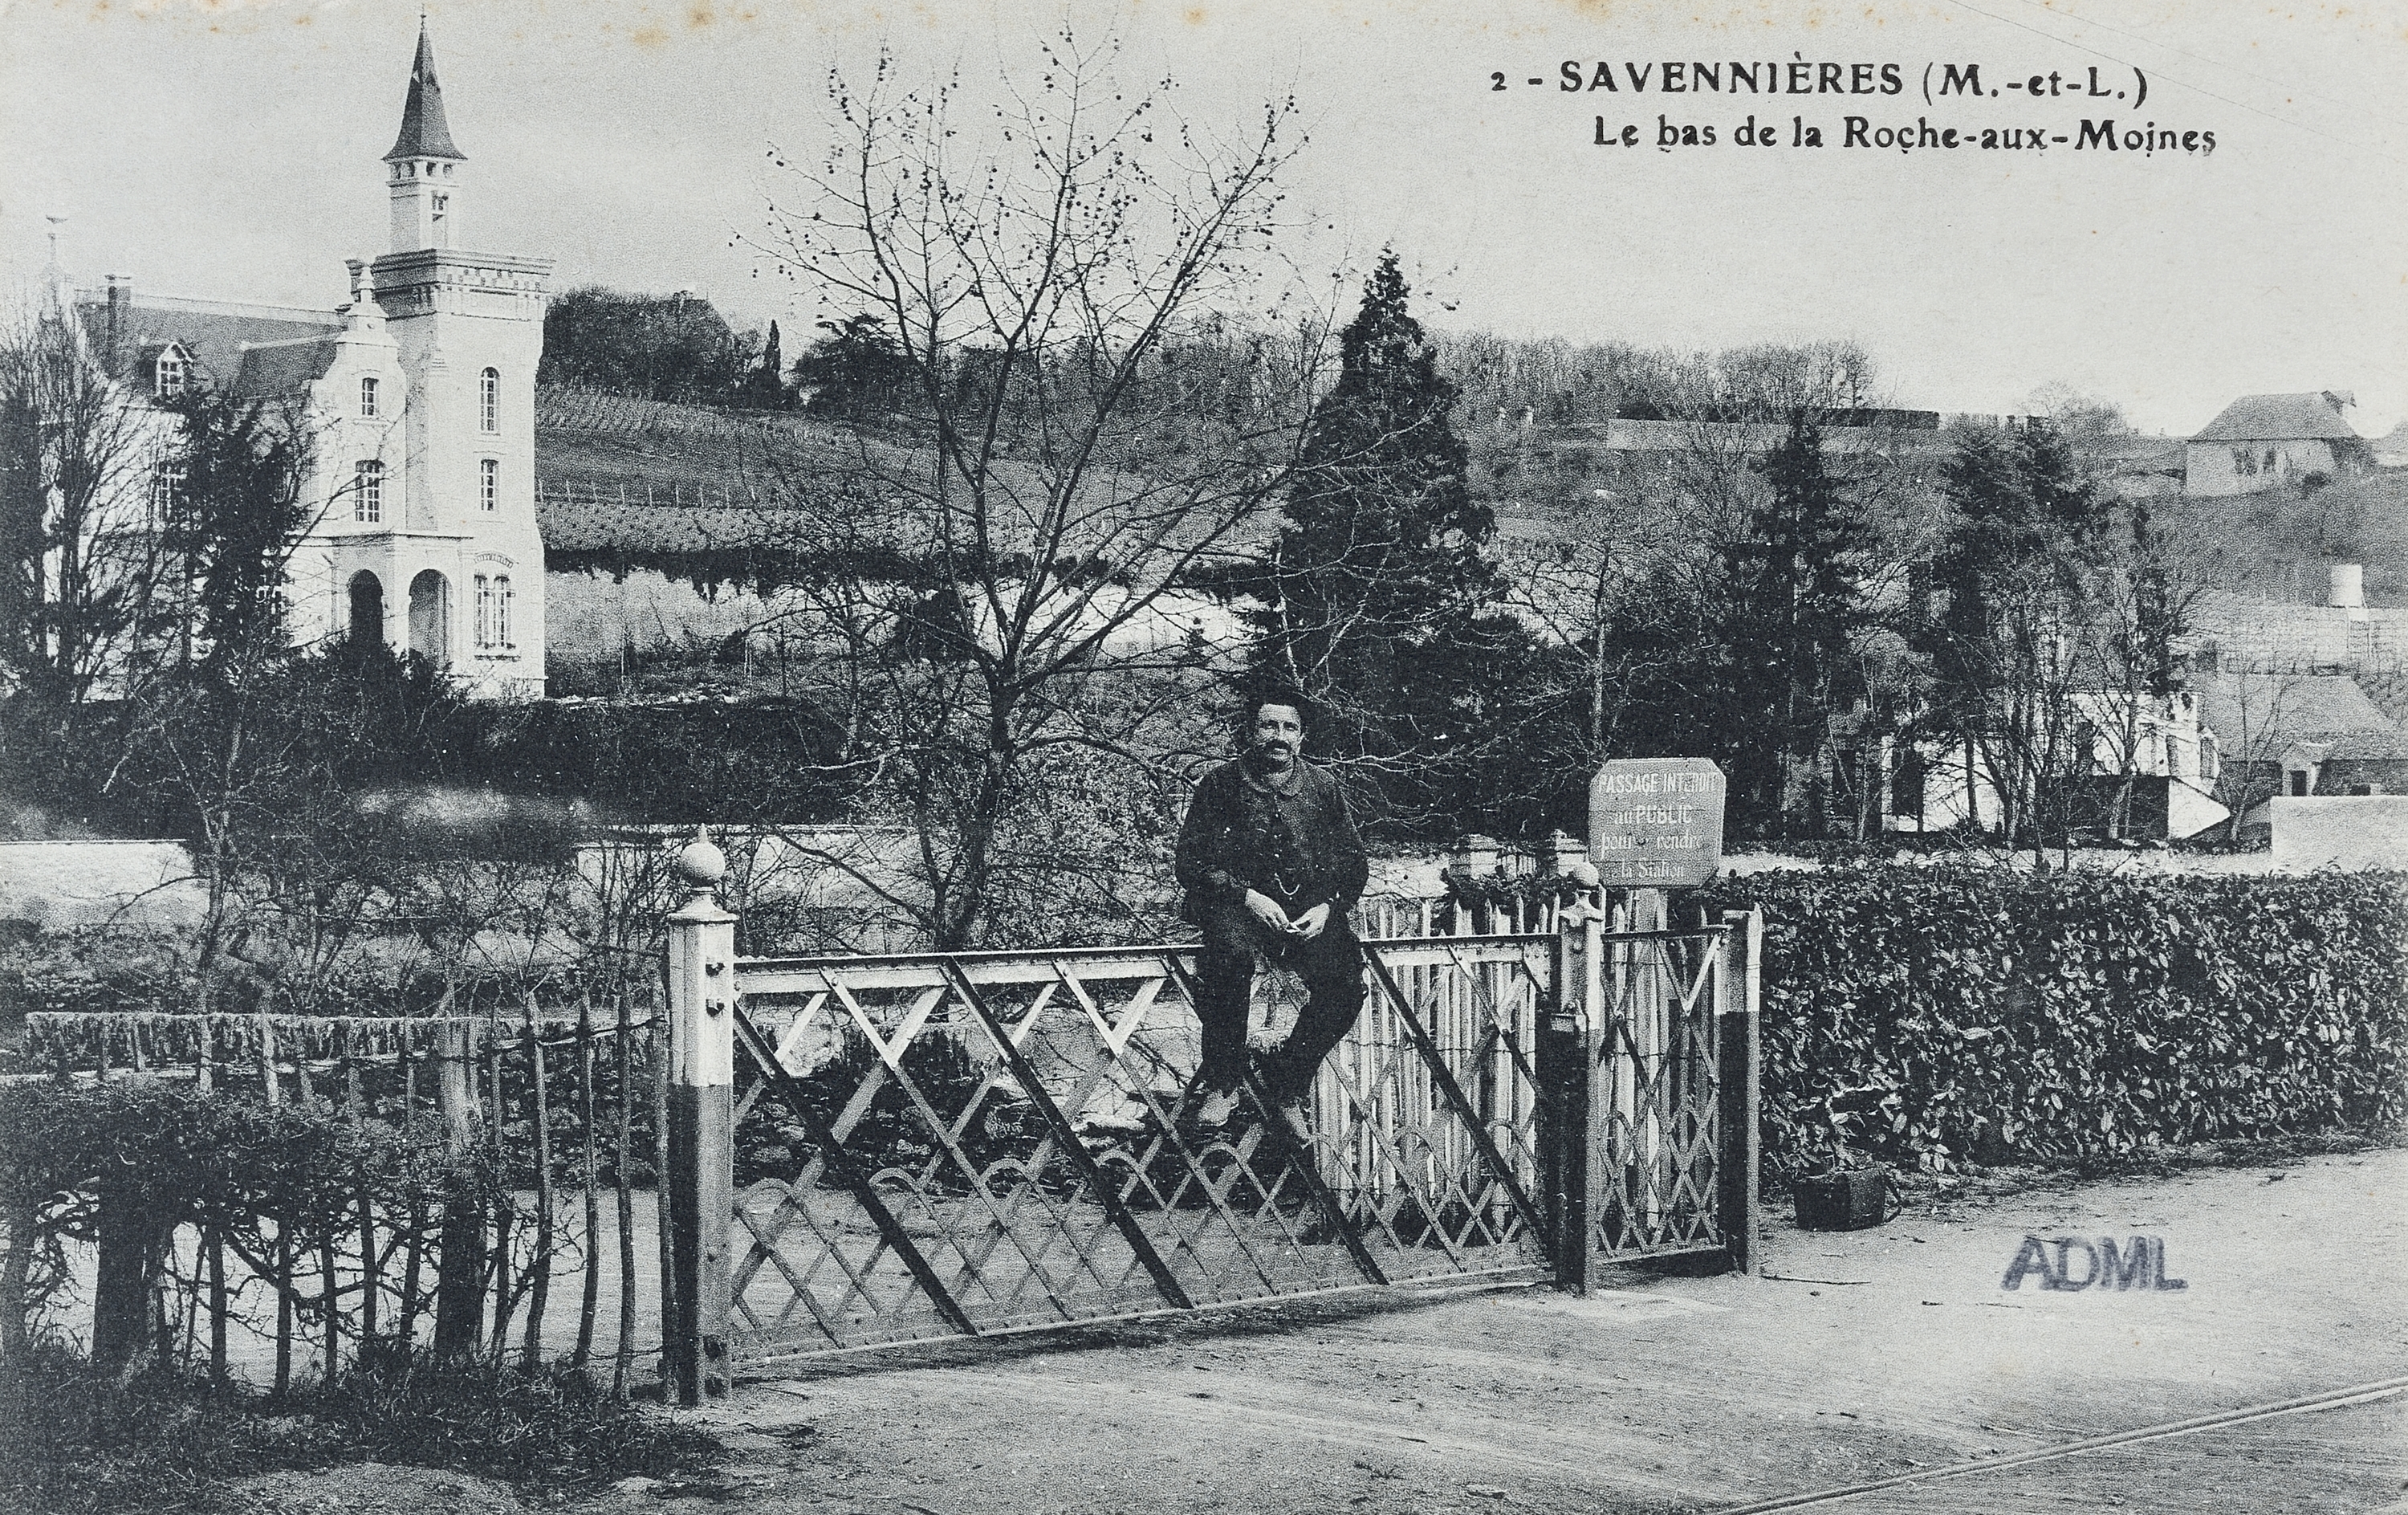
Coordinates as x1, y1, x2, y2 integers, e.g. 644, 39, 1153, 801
45, 22, 550, 698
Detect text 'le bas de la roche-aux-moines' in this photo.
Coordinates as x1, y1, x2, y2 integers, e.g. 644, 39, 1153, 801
1493, 58, 2215, 156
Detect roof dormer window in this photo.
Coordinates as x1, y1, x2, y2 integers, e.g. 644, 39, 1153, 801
154, 350, 185, 399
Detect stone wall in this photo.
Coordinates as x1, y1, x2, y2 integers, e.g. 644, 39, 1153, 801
2270, 795, 2408, 871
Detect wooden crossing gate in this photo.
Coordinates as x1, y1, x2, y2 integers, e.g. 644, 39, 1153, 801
657, 845, 1759, 1399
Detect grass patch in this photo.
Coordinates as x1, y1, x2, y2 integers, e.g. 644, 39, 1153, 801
0, 1345, 723, 1513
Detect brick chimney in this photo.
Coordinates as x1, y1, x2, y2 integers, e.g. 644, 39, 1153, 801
104, 274, 131, 372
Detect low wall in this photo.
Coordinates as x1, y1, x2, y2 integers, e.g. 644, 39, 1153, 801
0, 841, 205, 931
2271, 796, 2408, 871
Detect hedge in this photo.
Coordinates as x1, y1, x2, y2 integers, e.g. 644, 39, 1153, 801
1695, 868, 2408, 1177
0, 1081, 473, 1369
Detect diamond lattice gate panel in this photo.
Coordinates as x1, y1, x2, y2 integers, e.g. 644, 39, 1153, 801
1592, 926, 1728, 1259
717, 939, 1554, 1362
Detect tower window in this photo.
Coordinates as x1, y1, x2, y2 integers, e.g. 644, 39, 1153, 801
497, 575, 515, 650
480, 368, 499, 433
360, 376, 379, 418
355, 459, 384, 523
474, 575, 492, 650
154, 352, 185, 398
480, 458, 499, 511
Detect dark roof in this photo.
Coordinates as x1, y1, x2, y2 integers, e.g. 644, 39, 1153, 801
2089, 437, 2186, 467
230, 337, 341, 396
384, 22, 466, 162
538, 495, 797, 556
2292, 729, 2408, 761
2190, 393, 2361, 443
75, 293, 341, 390
2195, 670, 2399, 751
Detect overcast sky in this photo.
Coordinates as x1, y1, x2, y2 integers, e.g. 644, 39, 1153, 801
3, 0, 2402, 436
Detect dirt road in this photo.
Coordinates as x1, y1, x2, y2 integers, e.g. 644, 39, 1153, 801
615, 1146, 2406, 1514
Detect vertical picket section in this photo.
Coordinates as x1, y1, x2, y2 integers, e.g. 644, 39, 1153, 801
523, 997, 555, 1369
613, 989, 639, 1398
574, 996, 601, 1371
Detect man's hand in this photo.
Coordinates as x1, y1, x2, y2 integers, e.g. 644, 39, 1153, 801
1289, 902, 1332, 940
1243, 889, 1291, 933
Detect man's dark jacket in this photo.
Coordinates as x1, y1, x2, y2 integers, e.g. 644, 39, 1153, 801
1174, 757, 1369, 923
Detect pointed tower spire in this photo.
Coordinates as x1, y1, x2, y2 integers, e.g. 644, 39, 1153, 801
384, 18, 466, 163
384, 19, 467, 252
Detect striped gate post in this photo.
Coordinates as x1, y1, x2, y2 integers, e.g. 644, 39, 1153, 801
1540, 865, 1606, 1293
1718, 909, 1763, 1276
664, 829, 738, 1403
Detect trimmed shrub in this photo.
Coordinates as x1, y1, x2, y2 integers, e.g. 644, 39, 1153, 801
0, 1081, 474, 1367
1698, 868, 2408, 1176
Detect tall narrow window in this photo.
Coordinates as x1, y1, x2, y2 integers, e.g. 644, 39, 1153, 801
154, 352, 185, 398
480, 369, 499, 433
355, 459, 384, 523
497, 575, 515, 650
360, 375, 379, 418
479, 458, 499, 512
474, 575, 493, 650
148, 466, 185, 530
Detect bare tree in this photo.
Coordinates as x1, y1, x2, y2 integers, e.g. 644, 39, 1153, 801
0, 298, 183, 725
1489, 458, 1686, 770
2071, 499, 2222, 840
2203, 662, 2306, 841
742, 30, 1320, 948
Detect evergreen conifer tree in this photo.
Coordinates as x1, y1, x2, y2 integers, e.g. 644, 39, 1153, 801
1249, 251, 1499, 825
1715, 410, 1869, 830
747, 319, 787, 409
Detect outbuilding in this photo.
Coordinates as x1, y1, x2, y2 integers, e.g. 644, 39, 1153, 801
2184, 391, 2373, 498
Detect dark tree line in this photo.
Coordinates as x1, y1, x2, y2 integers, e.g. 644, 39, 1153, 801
539, 287, 783, 409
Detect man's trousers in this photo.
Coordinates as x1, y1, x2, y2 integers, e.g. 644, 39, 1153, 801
1190, 898, 1366, 1099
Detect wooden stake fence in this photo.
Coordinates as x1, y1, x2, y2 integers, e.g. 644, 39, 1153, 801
18, 991, 669, 1391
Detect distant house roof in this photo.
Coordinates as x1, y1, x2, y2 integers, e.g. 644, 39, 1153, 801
76, 291, 340, 392
384, 22, 466, 161
2195, 669, 2400, 754
2288, 729, 2408, 763
2190, 393, 2362, 443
